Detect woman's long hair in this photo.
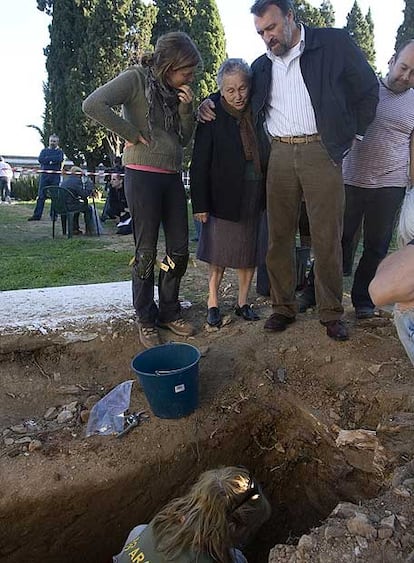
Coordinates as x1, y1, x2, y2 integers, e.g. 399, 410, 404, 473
141, 31, 202, 89
152, 467, 267, 562
140, 32, 201, 137
398, 188, 414, 247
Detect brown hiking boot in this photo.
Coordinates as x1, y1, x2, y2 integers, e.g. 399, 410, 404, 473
137, 323, 161, 349
158, 318, 195, 337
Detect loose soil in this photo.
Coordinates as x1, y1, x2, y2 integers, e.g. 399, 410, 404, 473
1, 267, 414, 563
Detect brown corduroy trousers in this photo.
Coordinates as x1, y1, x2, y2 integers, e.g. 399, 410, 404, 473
266, 140, 345, 323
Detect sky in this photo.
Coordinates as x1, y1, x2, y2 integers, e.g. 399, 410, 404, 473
0, 0, 406, 157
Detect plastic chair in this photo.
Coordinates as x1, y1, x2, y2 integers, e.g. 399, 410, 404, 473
46, 186, 93, 239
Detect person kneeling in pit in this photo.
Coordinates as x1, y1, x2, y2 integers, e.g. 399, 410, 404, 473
113, 466, 271, 563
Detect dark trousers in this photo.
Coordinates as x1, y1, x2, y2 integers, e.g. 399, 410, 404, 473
342, 184, 405, 309
124, 168, 189, 325
0, 178, 11, 201
266, 141, 344, 322
33, 173, 61, 219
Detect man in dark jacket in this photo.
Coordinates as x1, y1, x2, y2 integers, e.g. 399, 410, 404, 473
250, 0, 378, 340
28, 134, 64, 221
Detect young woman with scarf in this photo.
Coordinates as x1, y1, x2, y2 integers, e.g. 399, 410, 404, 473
83, 32, 202, 349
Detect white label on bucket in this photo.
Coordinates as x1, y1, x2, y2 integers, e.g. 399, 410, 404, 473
174, 384, 185, 393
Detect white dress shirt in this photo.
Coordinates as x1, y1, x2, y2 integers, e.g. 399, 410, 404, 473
266, 25, 318, 137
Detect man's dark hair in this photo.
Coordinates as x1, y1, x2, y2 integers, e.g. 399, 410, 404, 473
394, 39, 414, 62
250, 0, 294, 17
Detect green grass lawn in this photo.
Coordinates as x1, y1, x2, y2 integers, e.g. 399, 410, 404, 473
0, 200, 398, 294
0, 201, 200, 291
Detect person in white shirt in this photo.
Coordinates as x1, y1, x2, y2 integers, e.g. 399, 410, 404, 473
0, 156, 13, 203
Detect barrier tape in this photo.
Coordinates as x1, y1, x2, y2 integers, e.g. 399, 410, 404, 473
11, 167, 125, 177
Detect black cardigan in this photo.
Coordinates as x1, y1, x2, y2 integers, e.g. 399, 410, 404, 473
190, 99, 263, 222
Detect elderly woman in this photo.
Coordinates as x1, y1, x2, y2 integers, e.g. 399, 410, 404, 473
113, 466, 271, 563
83, 32, 202, 349
190, 59, 264, 327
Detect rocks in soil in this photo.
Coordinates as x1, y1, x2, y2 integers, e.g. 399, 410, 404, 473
14, 436, 33, 444
44, 406, 58, 420
57, 410, 74, 424
80, 410, 90, 424
199, 345, 209, 357
335, 428, 387, 473
66, 401, 78, 412
376, 412, 414, 457
28, 439, 42, 452
324, 525, 346, 541
10, 424, 29, 434
56, 385, 83, 395
276, 367, 287, 383
331, 502, 360, 519
346, 513, 377, 539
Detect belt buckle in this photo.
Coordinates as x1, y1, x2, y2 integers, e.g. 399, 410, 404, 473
288, 136, 294, 144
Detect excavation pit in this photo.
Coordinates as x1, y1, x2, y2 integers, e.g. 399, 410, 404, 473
1, 307, 414, 563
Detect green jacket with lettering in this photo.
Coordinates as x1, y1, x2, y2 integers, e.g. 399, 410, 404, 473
114, 522, 215, 563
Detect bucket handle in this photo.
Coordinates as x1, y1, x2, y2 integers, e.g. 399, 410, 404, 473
155, 369, 175, 376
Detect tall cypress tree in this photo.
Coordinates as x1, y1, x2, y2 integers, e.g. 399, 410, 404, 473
294, 0, 325, 26
345, 1, 376, 68
364, 8, 376, 67
152, 0, 226, 102
319, 0, 335, 27
37, 0, 156, 168
396, 0, 414, 50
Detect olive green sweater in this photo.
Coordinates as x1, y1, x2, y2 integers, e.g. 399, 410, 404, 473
82, 66, 195, 172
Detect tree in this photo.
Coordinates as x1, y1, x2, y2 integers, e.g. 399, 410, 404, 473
152, 0, 226, 102
319, 0, 335, 27
396, 0, 414, 50
37, 0, 156, 169
345, 1, 376, 68
294, 0, 325, 27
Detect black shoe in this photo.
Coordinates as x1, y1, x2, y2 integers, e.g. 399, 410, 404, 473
296, 286, 316, 313
264, 313, 295, 331
321, 319, 349, 341
207, 307, 222, 327
235, 304, 260, 321
355, 306, 375, 320
27, 216, 40, 221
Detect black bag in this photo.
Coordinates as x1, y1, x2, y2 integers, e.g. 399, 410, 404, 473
116, 213, 132, 235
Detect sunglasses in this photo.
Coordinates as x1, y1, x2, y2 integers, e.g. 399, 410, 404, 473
229, 473, 261, 513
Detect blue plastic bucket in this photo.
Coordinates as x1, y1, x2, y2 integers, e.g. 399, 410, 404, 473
131, 342, 201, 419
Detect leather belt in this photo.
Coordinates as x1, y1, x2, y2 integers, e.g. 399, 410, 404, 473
272, 134, 321, 144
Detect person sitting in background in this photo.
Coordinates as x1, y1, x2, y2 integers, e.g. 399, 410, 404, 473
101, 172, 127, 221
190, 59, 264, 327
60, 166, 94, 235
113, 466, 271, 563
369, 188, 414, 365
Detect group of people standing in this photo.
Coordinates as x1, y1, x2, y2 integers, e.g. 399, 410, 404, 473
83, 0, 414, 356
83, 2, 414, 561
